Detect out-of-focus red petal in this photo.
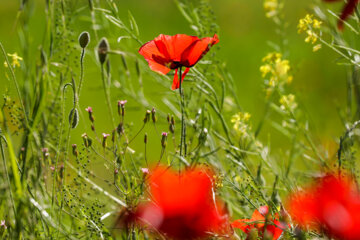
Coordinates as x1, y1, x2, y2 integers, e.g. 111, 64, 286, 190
231, 219, 250, 231
338, 0, 359, 30
181, 34, 219, 67
172, 67, 190, 90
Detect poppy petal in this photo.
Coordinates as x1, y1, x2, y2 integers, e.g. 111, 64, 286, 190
139, 39, 169, 65
148, 60, 171, 75
171, 67, 190, 90
231, 219, 250, 231
338, 0, 359, 30
181, 34, 219, 67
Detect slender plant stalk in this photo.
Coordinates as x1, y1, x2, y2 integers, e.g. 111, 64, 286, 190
178, 67, 186, 158
101, 65, 115, 128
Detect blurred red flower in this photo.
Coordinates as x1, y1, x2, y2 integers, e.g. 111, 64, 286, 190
139, 34, 219, 90
324, 0, 359, 29
232, 206, 287, 240
133, 166, 230, 239
287, 174, 360, 240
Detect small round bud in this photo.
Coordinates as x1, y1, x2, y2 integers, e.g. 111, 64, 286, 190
69, 108, 79, 129
79, 31, 90, 48
97, 37, 109, 65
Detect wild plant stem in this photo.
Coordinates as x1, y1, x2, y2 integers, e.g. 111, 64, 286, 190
0, 135, 17, 218
77, 48, 85, 100
179, 67, 186, 158
101, 64, 115, 128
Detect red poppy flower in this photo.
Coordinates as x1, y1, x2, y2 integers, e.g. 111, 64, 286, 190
232, 206, 287, 240
287, 174, 360, 240
324, 0, 359, 30
139, 34, 219, 90
131, 166, 230, 239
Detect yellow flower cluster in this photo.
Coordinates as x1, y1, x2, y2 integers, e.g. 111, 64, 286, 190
4, 52, 23, 68
260, 52, 293, 97
263, 0, 280, 18
298, 14, 322, 52
231, 112, 251, 137
280, 94, 297, 112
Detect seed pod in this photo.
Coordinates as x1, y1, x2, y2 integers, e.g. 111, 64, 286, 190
79, 31, 90, 48
82, 133, 92, 148
68, 108, 79, 129
98, 37, 109, 65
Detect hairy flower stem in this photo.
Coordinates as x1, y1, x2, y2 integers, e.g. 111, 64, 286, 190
101, 64, 115, 128
178, 67, 187, 158
77, 48, 85, 100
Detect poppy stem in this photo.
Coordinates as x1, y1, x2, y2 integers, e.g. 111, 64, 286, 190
178, 67, 186, 159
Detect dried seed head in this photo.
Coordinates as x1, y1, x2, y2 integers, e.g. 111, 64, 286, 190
98, 37, 109, 65
79, 31, 90, 48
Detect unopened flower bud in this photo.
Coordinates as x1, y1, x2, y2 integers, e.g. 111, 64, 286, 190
144, 133, 148, 144
98, 37, 109, 65
167, 113, 170, 123
161, 132, 168, 148
151, 107, 156, 123
143, 110, 151, 124
82, 133, 92, 148
72, 144, 78, 157
85, 107, 95, 122
117, 100, 127, 116
171, 116, 175, 125
79, 31, 90, 48
117, 123, 124, 135
102, 133, 110, 148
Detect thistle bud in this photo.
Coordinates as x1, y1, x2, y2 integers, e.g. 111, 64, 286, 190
82, 133, 92, 148
143, 110, 151, 124
79, 31, 90, 48
144, 133, 148, 144
98, 37, 109, 65
151, 107, 156, 123
102, 133, 110, 148
72, 144, 78, 157
161, 132, 168, 148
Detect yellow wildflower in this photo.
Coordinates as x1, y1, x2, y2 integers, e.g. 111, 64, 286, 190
298, 14, 322, 50
231, 112, 251, 137
313, 44, 322, 52
280, 94, 297, 112
264, 0, 279, 18
4, 52, 23, 68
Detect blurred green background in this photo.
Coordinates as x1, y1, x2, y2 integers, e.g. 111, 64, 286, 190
0, 0, 347, 154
